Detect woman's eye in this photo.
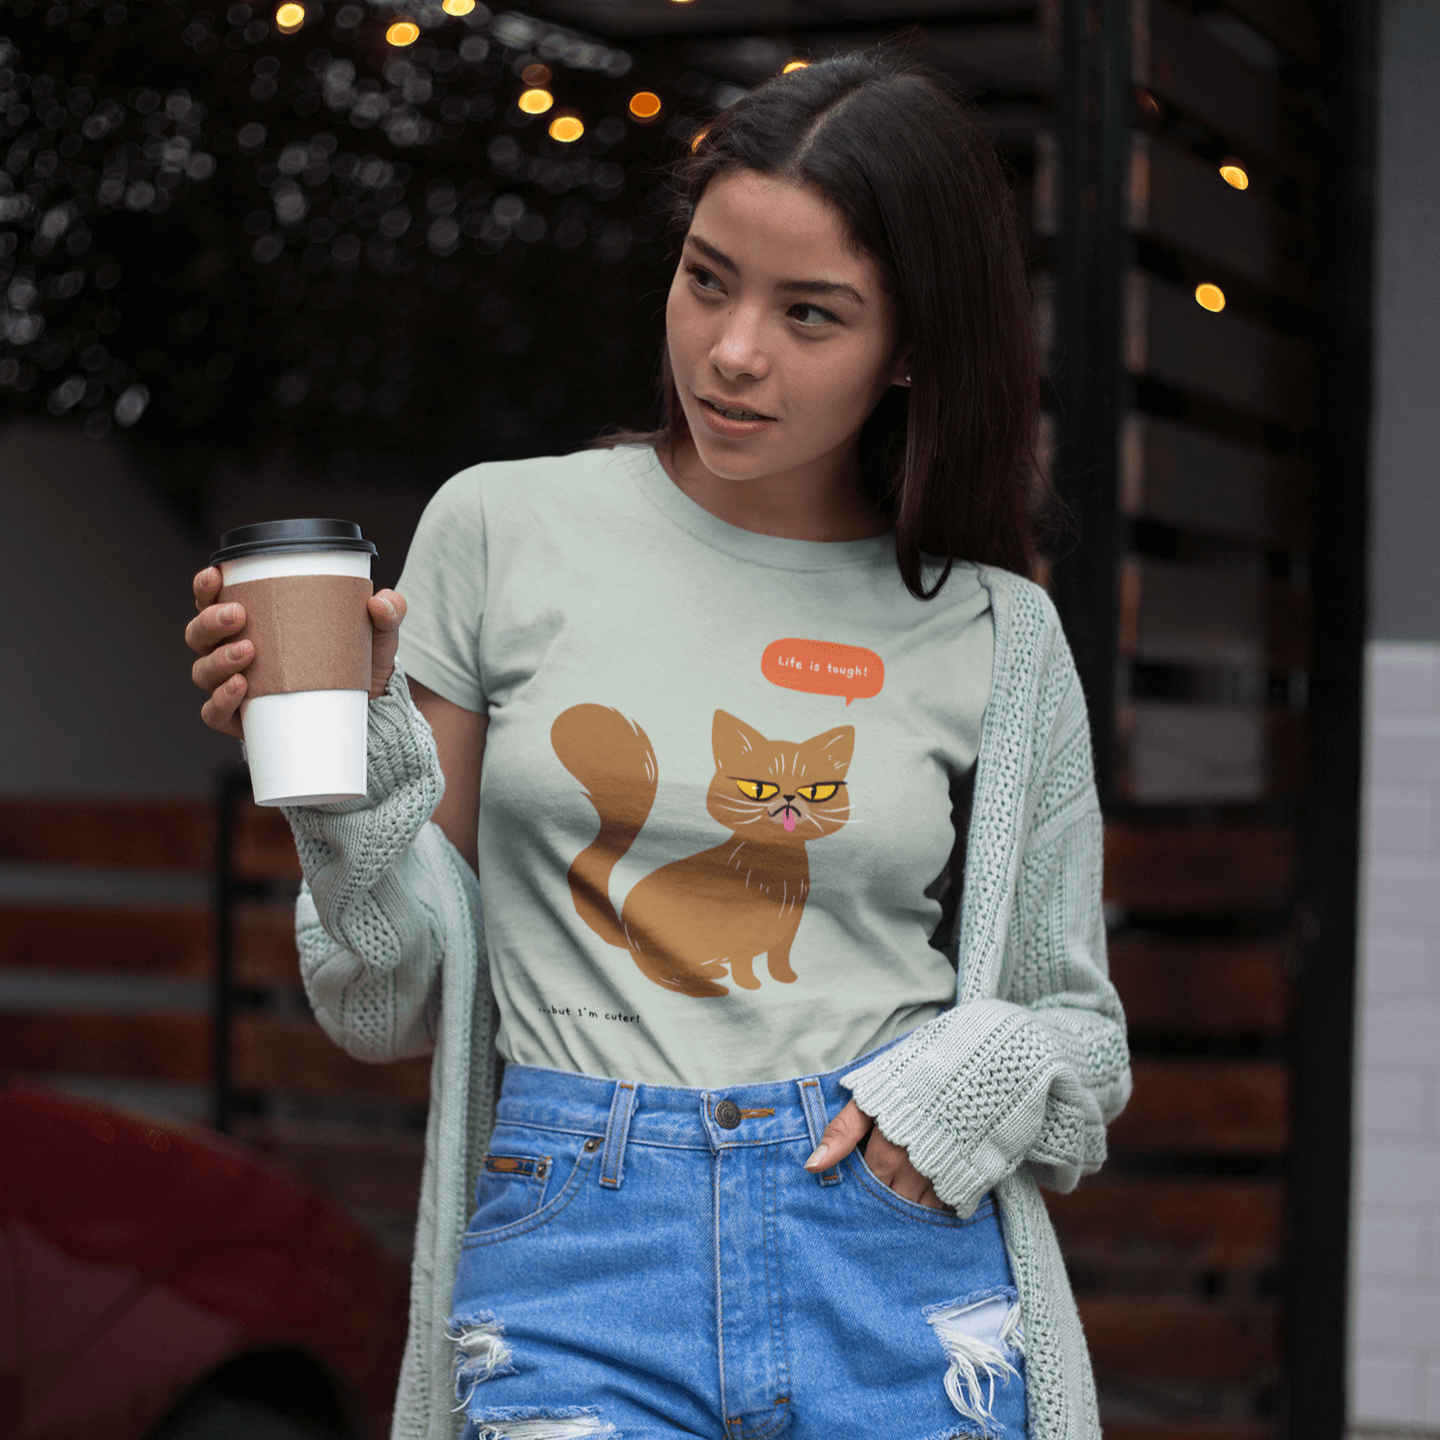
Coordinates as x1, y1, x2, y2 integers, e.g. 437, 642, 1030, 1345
797, 782, 840, 802
688, 265, 724, 293
790, 303, 837, 327
736, 779, 780, 802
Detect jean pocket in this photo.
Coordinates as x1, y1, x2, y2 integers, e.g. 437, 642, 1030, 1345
462, 1124, 599, 1247
844, 1148, 991, 1229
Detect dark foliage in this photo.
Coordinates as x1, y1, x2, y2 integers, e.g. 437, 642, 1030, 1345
0, 0, 714, 512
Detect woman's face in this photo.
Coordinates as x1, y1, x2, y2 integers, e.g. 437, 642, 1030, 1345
664, 167, 910, 491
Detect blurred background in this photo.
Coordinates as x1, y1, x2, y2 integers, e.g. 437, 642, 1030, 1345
0, 0, 1435, 1438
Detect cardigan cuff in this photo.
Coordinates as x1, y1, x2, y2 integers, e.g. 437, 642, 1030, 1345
842, 999, 1095, 1216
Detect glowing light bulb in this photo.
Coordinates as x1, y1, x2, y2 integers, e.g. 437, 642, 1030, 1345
1219, 161, 1249, 190
275, 2, 304, 30
690, 128, 708, 151
518, 88, 554, 115
549, 114, 584, 142
1195, 283, 1226, 313
521, 63, 551, 85
386, 20, 419, 45
628, 91, 662, 120
783, 60, 809, 73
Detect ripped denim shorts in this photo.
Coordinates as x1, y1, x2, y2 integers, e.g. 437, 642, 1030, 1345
448, 1053, 1028, 1440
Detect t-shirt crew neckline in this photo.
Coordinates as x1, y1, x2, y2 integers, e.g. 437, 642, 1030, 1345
619, 443, 897, 574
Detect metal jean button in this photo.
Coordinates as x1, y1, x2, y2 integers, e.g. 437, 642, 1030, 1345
714, 1099, 742, 1130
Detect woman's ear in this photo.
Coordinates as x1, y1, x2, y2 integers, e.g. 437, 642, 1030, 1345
891, 345, 914, 388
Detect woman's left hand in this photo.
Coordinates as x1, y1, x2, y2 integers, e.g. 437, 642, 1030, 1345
804, 1099, 953, 1212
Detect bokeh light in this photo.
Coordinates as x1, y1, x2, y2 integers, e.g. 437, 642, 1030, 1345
275, 2, 304, 32
629, 91, 662, 120
1195, 283, 1226, 313
519, 88, 555, 115
549, 114, 585, 143
783, 60, 809, 73
385, 20, 419, 45
442, 0, 476, 13
1219, 161, 1250, 191
691, 128, 709, 151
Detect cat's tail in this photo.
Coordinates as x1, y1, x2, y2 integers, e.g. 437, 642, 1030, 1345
550, 704, 659, 951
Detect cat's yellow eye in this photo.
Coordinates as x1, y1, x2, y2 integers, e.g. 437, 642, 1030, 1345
797, 782, 841, 803
735, 779, 780, 802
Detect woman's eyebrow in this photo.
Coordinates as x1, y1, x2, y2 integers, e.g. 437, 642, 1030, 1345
686, 233, 866, 305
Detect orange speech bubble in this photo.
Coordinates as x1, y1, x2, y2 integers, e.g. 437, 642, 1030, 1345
761, 637, 885, 706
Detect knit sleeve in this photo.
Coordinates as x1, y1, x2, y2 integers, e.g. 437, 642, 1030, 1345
841, 638, 1131, 1216
282, 658, 462, 1064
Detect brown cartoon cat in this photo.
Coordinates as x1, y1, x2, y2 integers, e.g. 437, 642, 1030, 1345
550, 706, 854, 998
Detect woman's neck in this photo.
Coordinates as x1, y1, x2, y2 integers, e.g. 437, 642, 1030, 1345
659, 436, 886, 543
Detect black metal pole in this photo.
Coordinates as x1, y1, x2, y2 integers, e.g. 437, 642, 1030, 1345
212, 764, 247, 1134
1283, 1, 1378, 1436
1050, 0, 1129, 800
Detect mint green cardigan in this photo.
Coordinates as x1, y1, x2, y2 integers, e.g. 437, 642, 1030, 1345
283, 565, 1131, 1440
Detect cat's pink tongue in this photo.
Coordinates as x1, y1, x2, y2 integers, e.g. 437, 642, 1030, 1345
783, 809, 797, 833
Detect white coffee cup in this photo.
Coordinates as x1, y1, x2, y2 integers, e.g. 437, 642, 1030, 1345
212, 519, 377, 806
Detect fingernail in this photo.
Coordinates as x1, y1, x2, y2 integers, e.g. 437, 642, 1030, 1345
218, 604, 236, 625
804, 1144, 829, 1170
381, 596, 396, 618
227, 641, 251, 661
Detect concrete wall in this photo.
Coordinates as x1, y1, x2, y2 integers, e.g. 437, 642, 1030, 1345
1, 420, 235, 796
0, 418, 428, 799
1351, 2, 1440, 1435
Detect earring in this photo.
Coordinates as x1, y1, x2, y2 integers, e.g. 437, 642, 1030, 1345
904, 374, 912, 384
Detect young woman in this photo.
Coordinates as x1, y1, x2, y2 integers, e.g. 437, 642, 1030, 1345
188, 52, 1129, 1440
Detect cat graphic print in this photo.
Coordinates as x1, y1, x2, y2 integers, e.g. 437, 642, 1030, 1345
550, 706, 854, 998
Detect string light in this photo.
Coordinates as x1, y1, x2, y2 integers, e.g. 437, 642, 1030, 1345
1195, 283, 1226, 313
442, 0, 476, 13
549, 114, 584, 142
1219, 159, 1250, 190
385, 20, 419, 45
690, 127, 708, 151
275, 2, 304, 31
518, 88, 554, 114
521, 63, 552, 85
783, 60, 809, 73
628, 91, 662, 120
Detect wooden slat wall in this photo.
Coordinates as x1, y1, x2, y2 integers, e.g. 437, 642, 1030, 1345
1039, 2, 1324, 1432
0, 796, 424, 1256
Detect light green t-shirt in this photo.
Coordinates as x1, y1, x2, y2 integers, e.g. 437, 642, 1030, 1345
395, 444, 993, 1087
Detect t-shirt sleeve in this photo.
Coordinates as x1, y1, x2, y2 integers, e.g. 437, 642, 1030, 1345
394, 464, 488, 713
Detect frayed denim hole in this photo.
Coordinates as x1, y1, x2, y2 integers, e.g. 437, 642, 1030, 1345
449, 1313, 517, 1409
471, 1406, 620, 1439
923, 1288, 1024, 1437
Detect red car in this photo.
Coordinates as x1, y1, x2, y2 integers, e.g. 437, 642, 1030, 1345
0, 1078, 407, 1440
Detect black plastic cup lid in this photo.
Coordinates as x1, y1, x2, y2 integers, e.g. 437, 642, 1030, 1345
211, 518, 377, 564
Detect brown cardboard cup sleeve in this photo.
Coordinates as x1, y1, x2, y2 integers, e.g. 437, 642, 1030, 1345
220, 574, 374, 699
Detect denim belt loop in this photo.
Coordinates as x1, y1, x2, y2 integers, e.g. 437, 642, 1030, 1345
599, 1080, 637, 1190
796, 1077, 843, 1187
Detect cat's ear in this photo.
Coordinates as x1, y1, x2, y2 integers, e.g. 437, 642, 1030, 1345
813, 726, 855, 776
713, 710, 770, 768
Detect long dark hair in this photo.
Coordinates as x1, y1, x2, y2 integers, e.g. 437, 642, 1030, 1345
603, 50, 1040, 599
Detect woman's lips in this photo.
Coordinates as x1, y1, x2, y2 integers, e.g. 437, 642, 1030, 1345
694, 394, 776, 439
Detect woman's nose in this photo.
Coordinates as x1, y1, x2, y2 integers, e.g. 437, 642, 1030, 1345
709, 306, 769, 381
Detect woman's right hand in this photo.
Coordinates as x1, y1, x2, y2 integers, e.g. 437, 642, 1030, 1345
185, 566, 408, 739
